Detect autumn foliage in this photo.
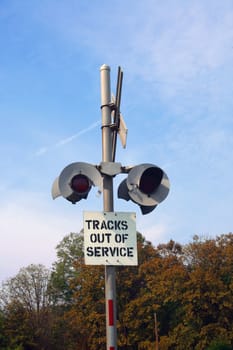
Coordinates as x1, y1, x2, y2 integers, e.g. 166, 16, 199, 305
1, 232, 233, 349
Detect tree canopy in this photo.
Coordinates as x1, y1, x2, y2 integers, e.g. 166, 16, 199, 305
1, 232, 233, 350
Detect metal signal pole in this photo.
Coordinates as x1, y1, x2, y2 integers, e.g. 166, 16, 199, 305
52, 64, 170, 350
100, 64, 117, 350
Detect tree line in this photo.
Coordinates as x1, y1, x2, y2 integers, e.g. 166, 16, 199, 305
0, 232, 233, 350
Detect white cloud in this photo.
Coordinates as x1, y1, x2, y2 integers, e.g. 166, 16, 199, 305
34, 120, 101, 157
36, 1, 233, 113
141, 222, 170, 245
135, 208, 176, 246
0, 191, 83, 283
35, 147, 48, 156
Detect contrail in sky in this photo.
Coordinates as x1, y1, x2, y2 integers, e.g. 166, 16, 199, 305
35, 120, 101, 156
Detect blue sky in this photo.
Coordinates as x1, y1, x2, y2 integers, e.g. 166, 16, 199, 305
1, 0, 233, 282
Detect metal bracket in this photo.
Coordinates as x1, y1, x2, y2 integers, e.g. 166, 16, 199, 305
100, 102, 116, 110
99, 162, 122, 176
101, 122, 118, 130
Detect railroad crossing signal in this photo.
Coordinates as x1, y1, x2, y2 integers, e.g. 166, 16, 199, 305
52, 161, 170, 215
51, 162, 102, 204
118, 163, 169, 214
51, 65, 170, 350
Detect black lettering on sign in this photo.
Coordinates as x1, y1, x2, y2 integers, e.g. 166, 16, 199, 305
114, 233, 129, 243
102, 247, 109, 256
100, 220, 108, 230
94, 247, 101, 257
121, 220, 128, 230
85, 220, 92, 229
93, 220, 100, 229
90, 233, 112, 243
86, 246, 134, 257
85, 219, 129, 231
86, 247, 94, 256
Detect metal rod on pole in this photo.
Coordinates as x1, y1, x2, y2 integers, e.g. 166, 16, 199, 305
112, 66, 123, 162
100, 64, 117, 350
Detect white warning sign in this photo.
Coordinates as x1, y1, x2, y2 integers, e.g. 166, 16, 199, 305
83, 211, 137, 266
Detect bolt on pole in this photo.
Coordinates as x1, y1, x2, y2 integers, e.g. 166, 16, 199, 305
100, 64, 117, 350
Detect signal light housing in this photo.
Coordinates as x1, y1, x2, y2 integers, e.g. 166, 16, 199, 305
70, 174, 91, 195
118, 163, 170, 214
52, 162, 102, 204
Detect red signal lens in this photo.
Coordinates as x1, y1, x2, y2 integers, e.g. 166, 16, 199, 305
139, 167, 163, 195
71, 174, 90, 194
